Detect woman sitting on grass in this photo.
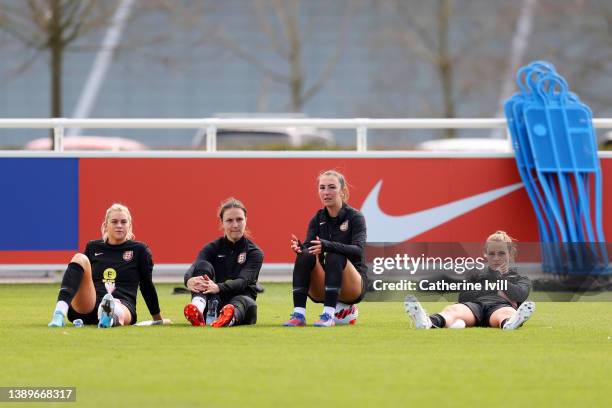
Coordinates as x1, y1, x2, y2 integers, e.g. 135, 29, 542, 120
405, 231, 535, 330
48, 203, 166, 328
283, 170, 367, 327
183, 198, 264, 327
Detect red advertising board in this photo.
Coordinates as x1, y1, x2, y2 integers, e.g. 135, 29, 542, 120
2, 156, 610, 264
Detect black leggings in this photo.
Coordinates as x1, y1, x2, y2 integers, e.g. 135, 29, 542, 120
228, 295, 257, 325
189, 260, 216, 283
190, 260, 257, 326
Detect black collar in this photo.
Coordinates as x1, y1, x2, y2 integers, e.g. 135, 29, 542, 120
222, 235, 246, 249
324, 203, 348, 220
104, 239, 130, 247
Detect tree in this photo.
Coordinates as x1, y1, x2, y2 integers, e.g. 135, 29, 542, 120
389, 0, 459, 128
213, 0, 354, 112
0, 0, 119, 120
370, 0, 514, 138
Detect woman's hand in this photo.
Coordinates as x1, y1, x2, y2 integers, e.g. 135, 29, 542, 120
201, 275, 220, 294
497, 290, 517, 308
186, 276, 207, 293
151, 314, 173, 325
290, 234, 302, 254
308, 236, 323, 255
492, 262, 509, 274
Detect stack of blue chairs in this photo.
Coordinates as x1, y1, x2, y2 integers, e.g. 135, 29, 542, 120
505, 60, 609, 276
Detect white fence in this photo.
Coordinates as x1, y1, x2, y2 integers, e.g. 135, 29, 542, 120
1, 117, 611, 281
1, 117, 611, 152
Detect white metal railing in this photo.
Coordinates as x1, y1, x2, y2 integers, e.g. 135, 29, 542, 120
1, 117, 611, 152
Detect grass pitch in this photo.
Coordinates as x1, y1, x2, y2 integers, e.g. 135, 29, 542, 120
1, 283, 610, 408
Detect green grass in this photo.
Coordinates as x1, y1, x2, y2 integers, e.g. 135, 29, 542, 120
1, 284, 611, 408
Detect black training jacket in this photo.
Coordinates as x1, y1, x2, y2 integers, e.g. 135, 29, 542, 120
84, 239, 160, 316
458, 267, 531, 306
304, 203, 367, 276
184, 236, 264, 300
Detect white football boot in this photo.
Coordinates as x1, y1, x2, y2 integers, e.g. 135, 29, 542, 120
503, 301, 535, 330
97, 294, 116, 328
334, 303, 359, 325
404, 295, 432, 329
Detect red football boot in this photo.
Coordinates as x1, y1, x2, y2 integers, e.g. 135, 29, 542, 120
183, 303, 206, 326
211, 304, 236, 327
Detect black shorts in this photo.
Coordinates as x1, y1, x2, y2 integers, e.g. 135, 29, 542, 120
461, 300, 515, 327
308, 274, 368, 304
67, 298, 137, 326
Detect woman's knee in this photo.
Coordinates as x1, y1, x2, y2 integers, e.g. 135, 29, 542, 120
70, 253, 90, 270
294, 253, 316, 275
324, 253, 347, 271
193, 260, 215, 278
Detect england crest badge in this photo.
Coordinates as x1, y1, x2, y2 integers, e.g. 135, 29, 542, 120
340, 220, 349, 231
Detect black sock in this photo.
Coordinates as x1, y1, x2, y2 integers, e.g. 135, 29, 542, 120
324, 288, 340, 309
57, 262, 84, 304
292, 289, 308, 309
292, 254, 315, 308
500, 318, 509, 329
430, 313, 446, 328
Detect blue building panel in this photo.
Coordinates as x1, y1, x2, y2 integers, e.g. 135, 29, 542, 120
0, 158, 78, 250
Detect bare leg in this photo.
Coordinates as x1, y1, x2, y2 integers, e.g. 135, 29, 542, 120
489, 306, 516, 328
439, 303, 478, 328
308, 259, 362, 303
68, 253, 97, 314
338, 261, 363, 303
113, 300, 132, 326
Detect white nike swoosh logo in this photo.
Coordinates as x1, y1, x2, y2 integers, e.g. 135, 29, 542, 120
95, 252, 103, 256
360, 180, 523, 242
